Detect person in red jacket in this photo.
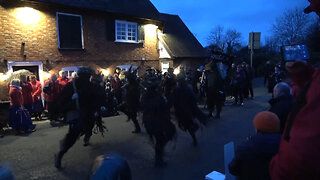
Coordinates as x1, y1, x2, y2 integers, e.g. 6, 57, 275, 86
269, 4, 320, 180
110, 74, 123, 104
44, 73, 61, 121
30, 75, 43, 121
20, 75, 33, 114
57, 70, 69, 90
8, 79, 35, 134
269, 61, 320, 180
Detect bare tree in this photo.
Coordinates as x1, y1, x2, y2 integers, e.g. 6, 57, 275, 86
264, 36, 279, 53
207, 25, 226, 52
207, 25, 242, 55
272, 8, 311, 46
225, 29, 242, 55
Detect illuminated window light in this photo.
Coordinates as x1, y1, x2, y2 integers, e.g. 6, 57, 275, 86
15, 7, 41, 25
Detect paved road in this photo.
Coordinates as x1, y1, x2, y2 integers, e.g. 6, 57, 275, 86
0, 78, 271, 180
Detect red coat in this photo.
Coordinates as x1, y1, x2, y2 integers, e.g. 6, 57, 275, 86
30, 80, 42, 101
21, 82, 33, 105
110, 79, 122, 91
45, 80, 61, 103
9, 86, 23, 107
270, 67, 320, 179
57, 77, 69, 89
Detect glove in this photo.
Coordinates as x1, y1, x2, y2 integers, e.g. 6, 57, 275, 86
101, 106, 106, 111
72, 93, 79, 100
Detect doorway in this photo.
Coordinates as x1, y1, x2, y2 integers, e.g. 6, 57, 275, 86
7, 61, 44, 85
12, 66, 40, 80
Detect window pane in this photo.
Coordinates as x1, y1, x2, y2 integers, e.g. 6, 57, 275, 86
58, 13, 83, 49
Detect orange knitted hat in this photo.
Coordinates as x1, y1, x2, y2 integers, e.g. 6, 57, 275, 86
253, 111, 280, 133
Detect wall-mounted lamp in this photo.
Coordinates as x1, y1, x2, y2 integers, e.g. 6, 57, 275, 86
141, 57, 146, 61
15, 7, 41, 25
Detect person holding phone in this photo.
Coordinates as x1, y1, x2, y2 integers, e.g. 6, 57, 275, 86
269, 0, 320, 177
270, 2, 320, 178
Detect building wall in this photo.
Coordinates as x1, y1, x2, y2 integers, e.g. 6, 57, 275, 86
173, 58, 207, 70
0, 5, 160, 71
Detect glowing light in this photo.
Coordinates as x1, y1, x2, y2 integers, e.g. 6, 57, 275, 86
0, 73, 8, 81
173, 68, 180, 75
43, 71, 51, 80
15, 7, 41, 25
101, 69, 110, 76
144, 24, 158, 38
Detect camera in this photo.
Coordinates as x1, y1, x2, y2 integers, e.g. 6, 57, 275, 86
281, 44, 310, 62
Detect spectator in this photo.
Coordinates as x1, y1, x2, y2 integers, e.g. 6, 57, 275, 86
245, 64, 254, 99
57, 70, 69, 89
268, 66, 286, 93
229, 111, 281, 180
110, 74, 122, 105
264, 61, 273, 87
91, 153, 131, 180
43, 73, 61, 121
20, 75, 33, 114
206, 61, 224, 118
30, 75, 43, 121
229, 63, 237, 101
233, 65, 246, 105
8, 79, 36, 134
270, 4, 320, 179
269, 60, 320, 179
71, 71, 78, 79
269, 82, 294, 133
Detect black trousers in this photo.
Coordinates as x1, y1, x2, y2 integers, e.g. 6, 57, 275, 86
84, 117, 96, 142
244, 82, 254, 98
247, 82, 254, 98
128, 111, 140, 131
235, 86, 244, 104
58, 125, 81, 159
155, 134, 169, 163
207, 88, 222, 114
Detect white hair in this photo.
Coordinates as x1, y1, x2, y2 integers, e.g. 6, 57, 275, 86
71, 72, 78, 78
273, 82, 292, 98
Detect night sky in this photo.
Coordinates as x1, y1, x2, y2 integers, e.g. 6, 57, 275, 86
151, 0, 312, 47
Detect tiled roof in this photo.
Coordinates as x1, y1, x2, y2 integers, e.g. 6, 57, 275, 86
159, 13, 207, 58
25, 0, 161, 20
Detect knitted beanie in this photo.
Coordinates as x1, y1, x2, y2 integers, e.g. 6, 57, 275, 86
253, 111, 280, 133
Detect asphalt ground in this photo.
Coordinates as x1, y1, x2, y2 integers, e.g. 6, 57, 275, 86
0, 78, 271, 180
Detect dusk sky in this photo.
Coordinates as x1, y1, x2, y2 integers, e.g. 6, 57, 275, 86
151, 0, 312, 47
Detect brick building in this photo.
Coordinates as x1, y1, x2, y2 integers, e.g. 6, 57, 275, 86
0, 0, 207, 100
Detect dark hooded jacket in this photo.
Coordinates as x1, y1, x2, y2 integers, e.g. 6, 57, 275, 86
269, 95, 294, 133
229, 133, 281, 180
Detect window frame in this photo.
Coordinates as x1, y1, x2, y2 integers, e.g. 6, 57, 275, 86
115, 20, 138, 43
56, 12, 84, 50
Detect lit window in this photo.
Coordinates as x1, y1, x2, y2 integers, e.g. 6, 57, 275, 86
161, 61, 170, 74
57, 12, 84, 49
115, 20, 137, 43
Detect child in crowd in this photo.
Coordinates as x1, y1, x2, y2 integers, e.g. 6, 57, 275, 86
228, 111, 281, 180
